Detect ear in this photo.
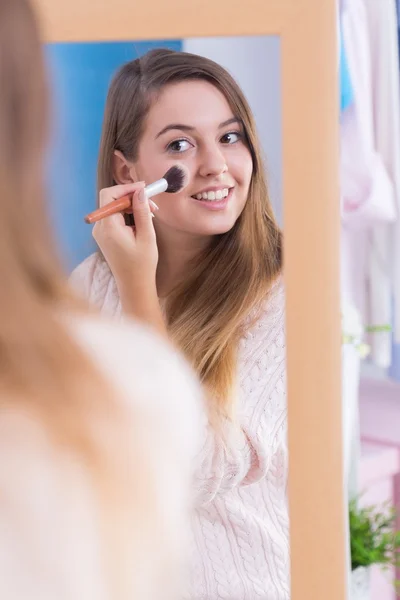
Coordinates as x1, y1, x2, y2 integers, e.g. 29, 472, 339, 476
112, 150, 138, 184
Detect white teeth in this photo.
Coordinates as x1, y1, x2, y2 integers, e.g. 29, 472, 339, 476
194, 188, 230, 201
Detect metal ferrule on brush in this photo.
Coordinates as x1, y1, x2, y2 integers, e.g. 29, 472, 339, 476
145, 178, 168, 198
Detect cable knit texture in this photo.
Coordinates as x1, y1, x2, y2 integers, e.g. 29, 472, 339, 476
70, 253, 289, 600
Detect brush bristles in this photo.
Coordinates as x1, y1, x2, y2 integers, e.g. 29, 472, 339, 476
164, 165, 189, 193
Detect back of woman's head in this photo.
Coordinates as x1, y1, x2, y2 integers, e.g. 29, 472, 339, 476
0, 0, 100, 445
0, 0, 74, 394
0, 0, 64, 309
99, 49, 283, 417
0, 3, 182, 597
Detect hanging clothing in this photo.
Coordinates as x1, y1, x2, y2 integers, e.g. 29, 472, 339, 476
363, 0, 400, 363
340, 0, 395, 225
340, 0, 400, 368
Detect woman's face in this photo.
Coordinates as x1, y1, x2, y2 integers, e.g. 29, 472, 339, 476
125, 80, 253, 241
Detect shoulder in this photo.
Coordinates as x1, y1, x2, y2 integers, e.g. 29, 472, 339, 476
242, 275, 285, 350
69, 252, 119, 315
261, 274, 285, 327
238, 277, 286, 440
69, 314, 204, 461
238, 275, 286, 389
69, 252, 105, 293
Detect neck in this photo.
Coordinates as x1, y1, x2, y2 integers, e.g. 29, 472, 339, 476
155, 226, 211, 298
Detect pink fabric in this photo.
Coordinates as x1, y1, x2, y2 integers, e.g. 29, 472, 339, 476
340, 0, 396, 226
340, 0, 400, 368
363, 0, 400, 352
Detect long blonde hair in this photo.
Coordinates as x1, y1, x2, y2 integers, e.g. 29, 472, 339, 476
98, 49, 283, 417
0, 1, 165, 596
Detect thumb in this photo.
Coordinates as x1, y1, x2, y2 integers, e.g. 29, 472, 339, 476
131, 188, 155, 241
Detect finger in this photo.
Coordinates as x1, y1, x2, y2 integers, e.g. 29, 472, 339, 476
131, 188, 155, 242
125, 199, 158, 215
93, 181, 145, 230
92, 214, 124, 244
98, 181, 145, 208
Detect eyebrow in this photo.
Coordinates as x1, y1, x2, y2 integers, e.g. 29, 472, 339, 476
155, 117, 242, 139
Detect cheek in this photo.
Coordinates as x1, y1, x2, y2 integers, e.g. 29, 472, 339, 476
137, 155, 196, 192
157, 190, 190, 215
229, 149, 253, 187
133, 150, 171, 183
149, 187, 190, 225
131, 161, 152, 184
243, 161, 253, 190
243, 151, 254, 185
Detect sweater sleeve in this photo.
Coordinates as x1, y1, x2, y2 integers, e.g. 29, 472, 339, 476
193, 297, 287, 506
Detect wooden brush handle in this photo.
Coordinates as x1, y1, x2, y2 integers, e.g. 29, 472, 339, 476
84, 195, 131, 224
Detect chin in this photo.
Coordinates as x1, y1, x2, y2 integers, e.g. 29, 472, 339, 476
194, 220, 238, 236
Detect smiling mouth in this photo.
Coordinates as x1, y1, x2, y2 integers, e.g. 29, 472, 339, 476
191, 187, 232, 202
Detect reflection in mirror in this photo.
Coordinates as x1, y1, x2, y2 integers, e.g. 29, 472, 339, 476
47, 37, 289, 600
184, 36, 282, 224
45, 40, 182, 270
44, 30, 381, 599
45, 36, 282, 270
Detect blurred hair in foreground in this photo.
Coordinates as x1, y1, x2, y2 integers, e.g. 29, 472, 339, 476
0, 0, 201, 598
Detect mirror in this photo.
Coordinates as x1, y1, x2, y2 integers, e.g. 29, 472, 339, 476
43, 23, 400, 600
35, 1, 345, 597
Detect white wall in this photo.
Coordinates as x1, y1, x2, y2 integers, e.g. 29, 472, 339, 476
183, 36, 283, 224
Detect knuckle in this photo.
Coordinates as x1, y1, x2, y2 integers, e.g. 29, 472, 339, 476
99, 188, 113, 206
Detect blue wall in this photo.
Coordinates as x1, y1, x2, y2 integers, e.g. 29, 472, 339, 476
45, 40, 182, 272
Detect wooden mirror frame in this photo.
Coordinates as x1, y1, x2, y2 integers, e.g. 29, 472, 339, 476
32, 1, 346, 598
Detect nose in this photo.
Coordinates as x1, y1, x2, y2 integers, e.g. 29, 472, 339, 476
198, 144, 228, 178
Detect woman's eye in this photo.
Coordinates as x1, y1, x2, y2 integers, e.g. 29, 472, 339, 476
167, 139, 192, 153
221, 131, 242, 144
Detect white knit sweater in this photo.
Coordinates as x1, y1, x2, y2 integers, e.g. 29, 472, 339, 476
71, 253, 290, 600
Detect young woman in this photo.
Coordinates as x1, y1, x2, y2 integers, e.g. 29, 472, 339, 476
72, 48, 288, 599
0, 2, 202, 599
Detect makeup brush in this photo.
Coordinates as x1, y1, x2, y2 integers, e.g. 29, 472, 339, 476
84, 164, 189, 224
